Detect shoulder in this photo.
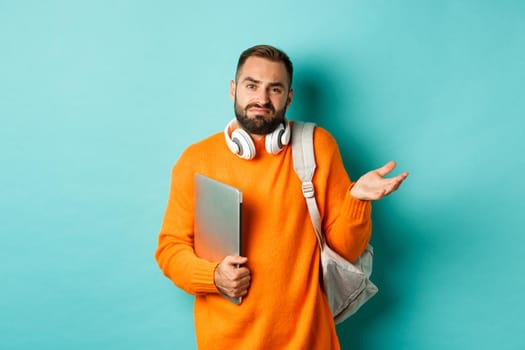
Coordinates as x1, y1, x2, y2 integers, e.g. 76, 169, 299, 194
313, 125, 338, 147
290, 121, 343, 171
181, 132, 223, 156
291, 121, 339, 150
174, 132, 225, 170
312, 125, 342, 167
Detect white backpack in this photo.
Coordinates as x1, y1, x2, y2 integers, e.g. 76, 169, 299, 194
291, 121, 378, 324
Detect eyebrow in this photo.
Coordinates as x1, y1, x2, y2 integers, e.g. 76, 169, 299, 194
242, 76, 287, 89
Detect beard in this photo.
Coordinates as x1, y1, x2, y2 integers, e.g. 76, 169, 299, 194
234, 99, 287, 135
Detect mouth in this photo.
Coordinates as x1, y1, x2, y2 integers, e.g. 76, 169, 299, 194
248, 107, 271, 114
247, 104, 274, 115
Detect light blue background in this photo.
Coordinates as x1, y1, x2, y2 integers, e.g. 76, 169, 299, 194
1, 1, 524, 349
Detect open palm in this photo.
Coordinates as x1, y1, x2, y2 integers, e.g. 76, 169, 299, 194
350, 161, 409, 201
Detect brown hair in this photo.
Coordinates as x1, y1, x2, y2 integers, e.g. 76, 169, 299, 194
235, 45, 294, 88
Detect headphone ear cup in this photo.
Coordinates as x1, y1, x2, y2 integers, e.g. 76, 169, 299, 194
232, 128, 256, 160
265, 123, 285, 155
265, 120, 291, 155
280, 120, 291, 147
224, 121, 240, 154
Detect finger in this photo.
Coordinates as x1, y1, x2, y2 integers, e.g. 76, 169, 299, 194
385, 173, 409, 194
376, 161, 397, 177
393, 172, 409, 187
232, 267, 251, 281
216, 258, 248, 281
227, 276, 251, 297
231, 287, 249, 298
216, 273, 249, 295
232, 275, 251, 289
396, 171, 409, 180
224, 255, 248, 266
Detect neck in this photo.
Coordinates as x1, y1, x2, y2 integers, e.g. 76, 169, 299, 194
231, 119, 265, 140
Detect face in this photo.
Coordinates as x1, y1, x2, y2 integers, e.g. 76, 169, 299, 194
230, 56, 293, 136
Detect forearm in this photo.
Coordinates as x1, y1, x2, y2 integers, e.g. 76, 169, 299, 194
325, 183, 372, 262
155, 151, 221, 295
155, 231, 219, 295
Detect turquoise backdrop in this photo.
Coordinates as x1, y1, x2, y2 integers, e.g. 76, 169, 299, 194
1, 1, 524, 349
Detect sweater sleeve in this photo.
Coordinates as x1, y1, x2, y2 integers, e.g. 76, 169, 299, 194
313, 128, 372, 262
326, 184, 372, 262
154, 147, 221, 295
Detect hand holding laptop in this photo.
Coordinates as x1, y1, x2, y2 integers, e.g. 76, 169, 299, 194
194, 173, 246, 304
214, 256, 251, 299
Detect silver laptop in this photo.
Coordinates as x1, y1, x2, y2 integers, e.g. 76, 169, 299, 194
194, 173, 243, 303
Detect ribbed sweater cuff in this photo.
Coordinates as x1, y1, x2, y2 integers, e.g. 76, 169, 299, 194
191, 260, 220, 294
344, 183, 372, 220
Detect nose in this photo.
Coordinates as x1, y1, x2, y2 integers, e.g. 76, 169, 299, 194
255, 88, 270, 105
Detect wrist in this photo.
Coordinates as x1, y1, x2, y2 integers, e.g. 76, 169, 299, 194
349, 182, 362, 200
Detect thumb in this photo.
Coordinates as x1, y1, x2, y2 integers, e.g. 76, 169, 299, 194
223, 255, 248, 266
376, 161, 397, 177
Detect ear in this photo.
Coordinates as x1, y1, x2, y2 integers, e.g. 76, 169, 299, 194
286, 88, 294, 108
230, 80, 236, 101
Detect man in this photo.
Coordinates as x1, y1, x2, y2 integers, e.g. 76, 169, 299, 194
155, 45, 408, 349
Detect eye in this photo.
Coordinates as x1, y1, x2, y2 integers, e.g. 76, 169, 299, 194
246, 84, 256, 90
271, 87, 283, 94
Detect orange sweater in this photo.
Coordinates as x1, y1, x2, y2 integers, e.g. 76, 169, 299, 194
155, 123, 372, 349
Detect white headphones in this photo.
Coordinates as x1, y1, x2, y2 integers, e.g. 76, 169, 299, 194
224, 118, 291, 160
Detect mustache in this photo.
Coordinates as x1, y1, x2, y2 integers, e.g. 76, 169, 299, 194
245, 102, 275, 112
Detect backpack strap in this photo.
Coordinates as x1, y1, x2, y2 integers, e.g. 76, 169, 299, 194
291, 121, 324, 248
